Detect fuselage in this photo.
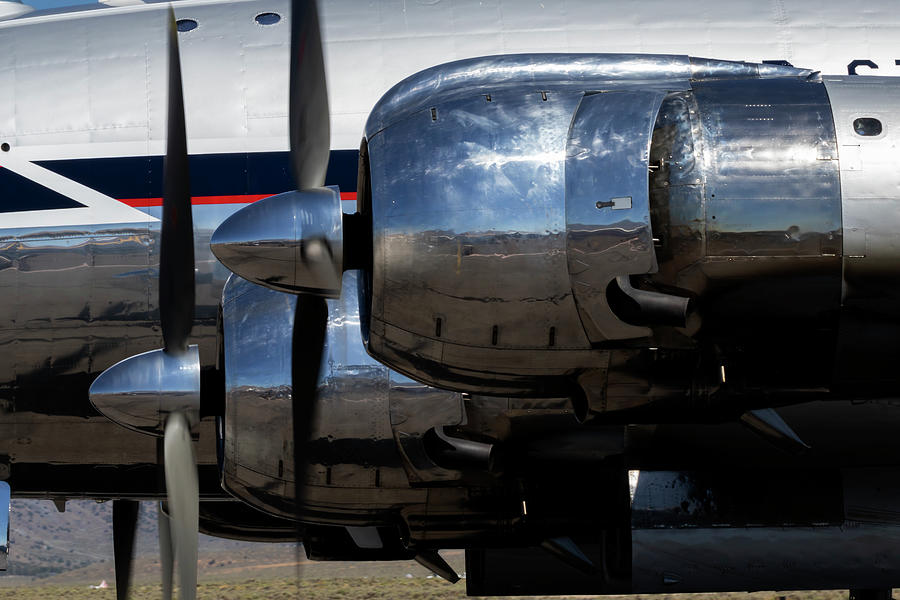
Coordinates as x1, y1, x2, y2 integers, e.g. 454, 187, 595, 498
1, 0, 900, 498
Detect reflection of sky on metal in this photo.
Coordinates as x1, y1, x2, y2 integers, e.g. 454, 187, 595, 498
225, 269, 377, 391
324, 271, 377, 373
0, 482, 9, 552
462, 150, 560, 169
375, 90, 577, 235
27, 0, 94, 9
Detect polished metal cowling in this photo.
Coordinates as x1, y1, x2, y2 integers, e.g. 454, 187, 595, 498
219, 271, 464, 521
357, 53, 841, 403
565, 89, 666, 342
210, 187, 343, 297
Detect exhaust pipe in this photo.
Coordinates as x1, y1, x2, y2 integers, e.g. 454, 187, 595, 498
613, 275, 692, 327
424, 426, 495, 471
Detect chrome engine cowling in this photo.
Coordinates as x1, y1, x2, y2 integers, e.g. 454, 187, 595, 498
219, 269, 479, 523
357, 53, 884, 409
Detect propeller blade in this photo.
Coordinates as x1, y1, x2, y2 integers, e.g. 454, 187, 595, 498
163, 411, 199, 600
160, 7, 194, 354
112, 500, 139, 600
291, 295, 327, 515
289, 0, 330, 190
157, 503, 174, 600
290, 294, 328, 587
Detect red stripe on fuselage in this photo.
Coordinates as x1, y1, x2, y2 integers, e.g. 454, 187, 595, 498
118, 191, 357, 207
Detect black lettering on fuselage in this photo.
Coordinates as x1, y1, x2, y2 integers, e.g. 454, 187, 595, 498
848, 59, 879, 74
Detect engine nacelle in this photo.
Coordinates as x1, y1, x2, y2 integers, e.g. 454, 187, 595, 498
218, 269, 489, 524
359, 53, 900, 408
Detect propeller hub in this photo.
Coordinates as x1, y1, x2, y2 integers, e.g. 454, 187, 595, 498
210, 187, 344, 297
89, 345, 201, 437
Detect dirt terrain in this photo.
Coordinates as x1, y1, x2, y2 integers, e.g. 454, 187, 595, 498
0, 500, 885, 600
0, 578, 866, 600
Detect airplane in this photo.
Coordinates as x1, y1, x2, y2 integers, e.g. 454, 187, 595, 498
3, 0, 900, 598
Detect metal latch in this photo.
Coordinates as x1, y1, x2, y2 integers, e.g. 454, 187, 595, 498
595, 196, 632, 210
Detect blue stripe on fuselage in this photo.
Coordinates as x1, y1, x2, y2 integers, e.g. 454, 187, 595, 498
0, 167, 87, 212
0, 150, 359, 213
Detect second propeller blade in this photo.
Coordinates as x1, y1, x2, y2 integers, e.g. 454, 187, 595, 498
163, 411, 199, 600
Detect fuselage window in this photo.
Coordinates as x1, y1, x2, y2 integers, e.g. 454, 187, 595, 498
176, 19, 199, 32
853, 117, 883, 136
254, 12, 281, 25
